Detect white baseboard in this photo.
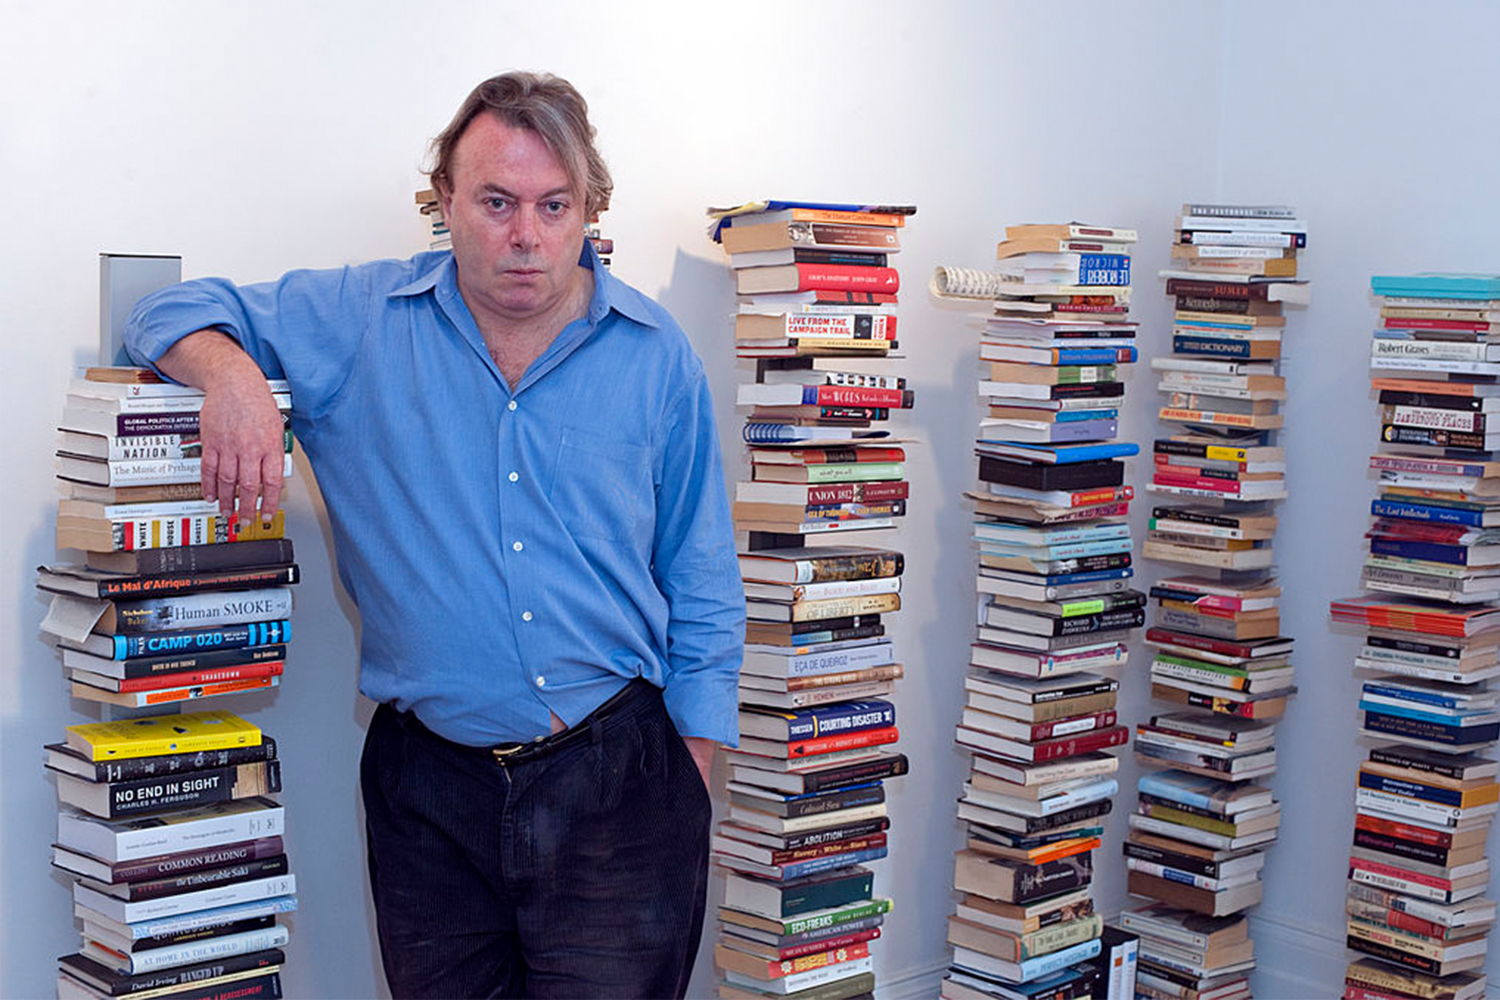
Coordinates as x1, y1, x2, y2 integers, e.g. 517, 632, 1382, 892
878, 957, 949, 999
1245, 912, 1346, 999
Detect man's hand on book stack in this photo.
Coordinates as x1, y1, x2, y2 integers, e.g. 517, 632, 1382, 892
155, 328, 286, 526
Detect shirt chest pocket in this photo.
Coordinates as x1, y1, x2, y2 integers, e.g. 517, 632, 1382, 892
548, 427, 655, 544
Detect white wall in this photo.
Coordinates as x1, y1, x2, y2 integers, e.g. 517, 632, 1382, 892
1210, 3, 1500, 997
5, 2, 1494, 998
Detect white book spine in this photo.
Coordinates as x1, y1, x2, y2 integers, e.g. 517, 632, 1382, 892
121, 923, 291, 973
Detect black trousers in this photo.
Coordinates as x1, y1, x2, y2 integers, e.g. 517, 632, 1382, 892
360, 679, 712, 999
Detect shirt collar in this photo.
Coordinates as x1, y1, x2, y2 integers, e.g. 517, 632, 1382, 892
387, 240, 660, 331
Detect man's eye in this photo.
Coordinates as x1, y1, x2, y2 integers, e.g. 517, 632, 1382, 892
546, 201, 567, 214
487, 197, 510, 210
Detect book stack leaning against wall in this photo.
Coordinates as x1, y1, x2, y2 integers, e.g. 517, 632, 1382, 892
41, 365, 300, 1000
1126, 203, 1311, 1000
929, 220, 1148, 1000
707, 199, 917, 1000
1329, 272, 1500, 1000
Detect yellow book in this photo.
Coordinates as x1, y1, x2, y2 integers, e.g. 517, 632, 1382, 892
65, 710, 261, 761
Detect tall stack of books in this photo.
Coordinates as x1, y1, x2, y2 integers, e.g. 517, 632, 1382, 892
1127, 204, 1310, 1000
930, 221, 1147, 1000
42, 366, 299, 1000
1328, 272, 1500, 1000
708, 199, 916, 1000
413, 188, 613, 267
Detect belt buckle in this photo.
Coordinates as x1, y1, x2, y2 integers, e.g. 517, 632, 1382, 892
490, 743, 525, 763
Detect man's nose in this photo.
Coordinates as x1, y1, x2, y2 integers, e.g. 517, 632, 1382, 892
510, 208, 540, 250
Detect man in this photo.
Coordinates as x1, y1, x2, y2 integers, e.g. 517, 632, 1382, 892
125, 72, 744, 999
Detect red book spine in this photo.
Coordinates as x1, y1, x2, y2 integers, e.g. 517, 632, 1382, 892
804, 481, 910, 506
775, 928, 881, 962
772, 447, 907, 464
1152, 472, 1247, 494
787, 726, 900, 758
115, 661, 286, 693
1145, 627, 1259, 659
1378, 906, 1449, 940
1031, 725, 1129, 762
1354, 813, 1455, 848
793, 264, 901, 294
1349, 856, 1451, 891
1384, 317, 1496, 332
1028, 710, 1118, 742
769, 833, 887, 866
1343, 986, 1411, 1000
813, 385, 910, 408
1065, 485, 1135, 508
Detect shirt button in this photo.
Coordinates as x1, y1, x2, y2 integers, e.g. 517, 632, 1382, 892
522, 611, 533, 622
536, 676, 546, 688
507, 400, 518, 411
508, 472, 519, 483
512, 541, 524, 552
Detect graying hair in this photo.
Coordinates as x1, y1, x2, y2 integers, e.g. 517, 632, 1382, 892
427, 71, 613, 219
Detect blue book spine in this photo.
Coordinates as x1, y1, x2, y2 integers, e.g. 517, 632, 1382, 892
781, 781, 882, 802
1363, 709, 1499, 745
780, 847, 889, 881
1177, 319, 1258, 331
989, 419, 1118, 445
1371, 500, 1483, 527
111, 620, 292, 660
782, 699, 895, 741
1053, 408, 1119, 422
1362, 682, 1465, 710
1077, 254, 1131, 272
1076, 263, 1131, 286
1135, 774, 1212, 811
1357, 771, 1465, 808
1359, 700, 1490, 726
982, 539, 1135, 560
1172, 335, 1254, 358
1372, 274, 1500, 299
1054, 347, 1139, 365
981, 524, 1132, 546
1018, 939, 1104, 983
1042, 567, 1134, 587
1002, 442, 1141, 464
1368, 538, 1469, 565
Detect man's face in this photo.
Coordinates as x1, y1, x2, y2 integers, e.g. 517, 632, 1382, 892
439, 114, 587, 324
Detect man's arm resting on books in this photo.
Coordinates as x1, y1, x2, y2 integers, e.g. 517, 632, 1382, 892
155, 329, 287, 525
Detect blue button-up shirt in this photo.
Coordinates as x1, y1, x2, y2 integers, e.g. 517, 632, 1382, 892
125, 244, 744, 747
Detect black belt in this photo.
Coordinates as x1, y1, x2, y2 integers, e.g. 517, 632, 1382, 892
397, 677, 654, 767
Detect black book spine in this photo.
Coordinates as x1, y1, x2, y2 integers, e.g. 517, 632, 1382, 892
85, 737, 277, 783
1122, 841, 1222, 878
127, 915, 276, 952
1149, 505, 1244, 529
1364, 711, 1497, 745
60, 948, 285, 996
1054, 607, 1147, 637
1362, 633, 1462, 660
109, 836, 286, 884
172, 970, 283, 1000
1366, 746, 1474, 780
116, 644, 288, 681
1022, 798, 1113, 834
752, 785, 884, 820
800, 754, 909, 794
1378, 390, 1484, 412
120, 539, 296, 575
978, 456, 1125, 491
780, 818, 890, 851
784, 614, 882, 635
1014, 852, 1093, 903
90, 565, 300, 600
1345, 936, 1442, 975
117, 854, 290, 901
103, 761, 281, 818
1352, 829, 1454, 868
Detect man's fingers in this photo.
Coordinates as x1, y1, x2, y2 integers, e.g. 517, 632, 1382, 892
236, 467, 264, 531
201, 447, 222, 504
259, 452, 284, 526
216, 452, 241, 519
